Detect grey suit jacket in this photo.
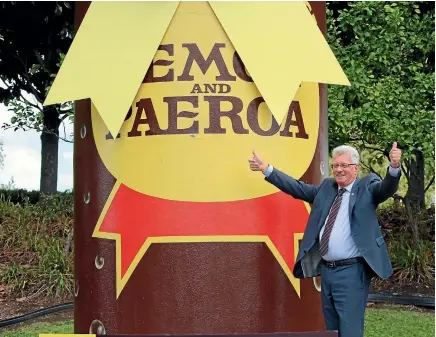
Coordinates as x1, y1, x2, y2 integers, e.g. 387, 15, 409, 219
265, 167, 400, 280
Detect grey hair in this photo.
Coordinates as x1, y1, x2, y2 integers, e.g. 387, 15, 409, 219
332, 145, 360, 164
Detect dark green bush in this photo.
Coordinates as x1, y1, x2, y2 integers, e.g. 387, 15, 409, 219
379, 204, 435, 287
0, 188, 73, 207
388, 235, 435, 286
0, 189, 41, 204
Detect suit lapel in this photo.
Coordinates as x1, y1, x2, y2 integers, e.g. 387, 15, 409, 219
349, 178, 360, 223
318, 181, 338, 231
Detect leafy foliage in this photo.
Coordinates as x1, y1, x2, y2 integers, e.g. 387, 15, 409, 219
388, 235, 435, 285
378, 201, 434, 287
327, 1, 435, 205
0, 2, 74, 131
0, 2, 74, 193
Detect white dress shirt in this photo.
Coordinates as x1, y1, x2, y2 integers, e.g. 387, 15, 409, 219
318, 181, 359, 261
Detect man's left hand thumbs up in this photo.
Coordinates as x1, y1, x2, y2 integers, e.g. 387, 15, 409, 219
389, 141, 402, 168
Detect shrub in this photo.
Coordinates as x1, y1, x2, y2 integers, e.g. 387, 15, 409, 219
388, 235, 435, 286
0, 188, 73, 207
0, 194, 73, 298
379, 203, 435, 287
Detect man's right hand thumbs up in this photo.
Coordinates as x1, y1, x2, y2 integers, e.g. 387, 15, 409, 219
249, 150, 268, 172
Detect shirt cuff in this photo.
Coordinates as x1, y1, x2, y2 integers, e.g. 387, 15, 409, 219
263, 165, 274, 177
388, 165, 401, 177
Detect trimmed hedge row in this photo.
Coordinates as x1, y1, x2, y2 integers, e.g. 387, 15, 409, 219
0, 189, 73, 205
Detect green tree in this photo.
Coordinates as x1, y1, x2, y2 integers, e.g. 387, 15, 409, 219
327, 1, 435, 214
0, 2, 74, 194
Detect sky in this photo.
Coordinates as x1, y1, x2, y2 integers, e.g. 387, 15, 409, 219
0, 102, 74, 191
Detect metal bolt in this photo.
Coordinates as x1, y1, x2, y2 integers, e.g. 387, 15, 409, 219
95, 255, 105, 270
313, 277, 321, 292
89, 319, 106, 335
83, 192, 91, 204
320, 160, 325, 176
80, 125, 87, 139
74, 280, 79, 297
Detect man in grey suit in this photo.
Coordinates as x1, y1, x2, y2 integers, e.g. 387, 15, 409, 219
248, 143, 402, 337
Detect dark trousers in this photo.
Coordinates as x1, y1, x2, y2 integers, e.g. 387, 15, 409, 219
321, 261, 371, 337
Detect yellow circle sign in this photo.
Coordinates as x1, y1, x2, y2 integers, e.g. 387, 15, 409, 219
92, 2, 319, 202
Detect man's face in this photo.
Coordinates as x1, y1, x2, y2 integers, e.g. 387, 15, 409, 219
332, 154, 359, 187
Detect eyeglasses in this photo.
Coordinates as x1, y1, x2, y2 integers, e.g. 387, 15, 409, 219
331, 163, 357, 169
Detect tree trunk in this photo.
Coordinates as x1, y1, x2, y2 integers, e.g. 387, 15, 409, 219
404, 196, 421, 249
405, 148, 425, 210
40, 105, 60, 194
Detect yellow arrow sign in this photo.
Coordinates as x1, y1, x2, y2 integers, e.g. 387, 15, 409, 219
44, 1, 180, 137
44, 1, 349, 136
209, 1, 350, 124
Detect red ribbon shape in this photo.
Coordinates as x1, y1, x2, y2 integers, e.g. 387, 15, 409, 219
99, 184, 309, 279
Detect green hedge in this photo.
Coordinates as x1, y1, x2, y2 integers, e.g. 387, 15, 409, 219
0, 191, 433, 299
0, 189, 73, 205
0, 193, 74, 298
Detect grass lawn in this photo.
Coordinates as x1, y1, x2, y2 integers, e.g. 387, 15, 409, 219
365, 306, 434, 337
2, 320, 73, 337
2, 307, 434, 337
